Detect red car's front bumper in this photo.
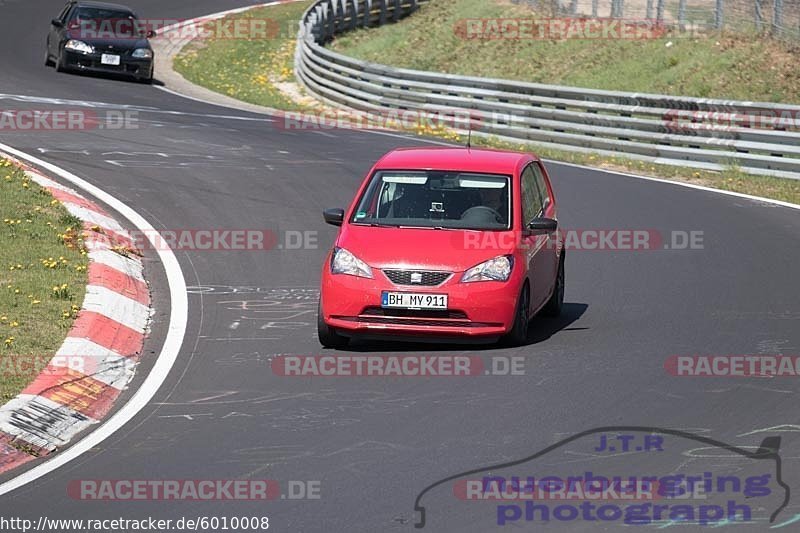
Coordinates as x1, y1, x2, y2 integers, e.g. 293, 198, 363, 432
320, 264, 521, 341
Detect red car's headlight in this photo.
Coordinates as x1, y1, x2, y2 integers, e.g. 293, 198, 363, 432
461, 255, 514, 283
331, 247, 373, 279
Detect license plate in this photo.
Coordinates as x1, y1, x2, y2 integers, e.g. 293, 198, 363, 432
101, 54, 120, 66
381, 292, 448, 310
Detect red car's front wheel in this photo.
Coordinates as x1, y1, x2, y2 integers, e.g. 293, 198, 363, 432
317, 300, 349, 349
542, 252, 565, 317
502, 284, 530, 347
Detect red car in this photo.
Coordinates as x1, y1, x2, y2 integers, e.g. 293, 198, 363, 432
318, 147, 564, 348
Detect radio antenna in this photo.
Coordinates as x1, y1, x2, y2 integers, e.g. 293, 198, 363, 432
466, 123, 472, 149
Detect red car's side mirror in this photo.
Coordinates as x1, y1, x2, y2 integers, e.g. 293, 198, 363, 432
323, 208, 344, 226
527, 217, 557, 233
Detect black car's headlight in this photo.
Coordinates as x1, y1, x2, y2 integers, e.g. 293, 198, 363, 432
64, 40, 93, 54
132, 48, 153, 59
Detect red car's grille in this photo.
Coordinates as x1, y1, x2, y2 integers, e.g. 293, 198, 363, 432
383, 269, 452, 286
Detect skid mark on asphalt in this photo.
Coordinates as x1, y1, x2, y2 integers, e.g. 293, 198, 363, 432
189, 286, 319, 343
739, 425, 800, 437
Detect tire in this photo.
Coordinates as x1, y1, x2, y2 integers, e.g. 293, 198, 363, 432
541, 252, 565, 317
55, 49, 67, 73
136, 66, 154, 84
317, 300, 348, 349
44, 48, 54, 67
502, 284, 530, 347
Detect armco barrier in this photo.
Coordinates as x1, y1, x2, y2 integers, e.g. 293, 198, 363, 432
295, 0, 800, 179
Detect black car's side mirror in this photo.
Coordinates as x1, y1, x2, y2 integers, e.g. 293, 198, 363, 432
323, 208, 345, 226
527, 217, 558, 233
146, 29, 156, 38
51, 18, 64, 27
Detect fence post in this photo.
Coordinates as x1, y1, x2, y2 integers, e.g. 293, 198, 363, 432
678, 0, 686, 29
646, 0, 653, 20
363, 0, 372, 27
656, 0, 665, 24
570, 0, 578, 16
378, 0, 387, 25
714, 0, 723, 28
392, 0, 401, 22
755, 0, 763, 31
592, 0, 598, 17
772, 0, 784, 35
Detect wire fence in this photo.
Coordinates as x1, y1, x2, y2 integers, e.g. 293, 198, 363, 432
511, 0, 800, 40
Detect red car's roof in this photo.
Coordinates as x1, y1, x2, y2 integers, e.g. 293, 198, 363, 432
373, 147, 533, 174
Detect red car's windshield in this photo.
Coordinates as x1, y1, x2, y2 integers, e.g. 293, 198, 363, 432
351, 170, 512, 230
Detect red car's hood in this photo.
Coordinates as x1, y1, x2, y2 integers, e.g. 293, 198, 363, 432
337, 224, 516, 271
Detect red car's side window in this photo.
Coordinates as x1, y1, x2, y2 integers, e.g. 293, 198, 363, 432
521, 165, 543, 223
533, 162, 553, 211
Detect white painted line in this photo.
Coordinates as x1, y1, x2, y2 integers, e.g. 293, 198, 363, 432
87, 249, 145, 282
544, 159, 800, 211
83, 285, 150, 332
61, 203, 125, 232
0, 142, 188, 497
0, 395, 97, 450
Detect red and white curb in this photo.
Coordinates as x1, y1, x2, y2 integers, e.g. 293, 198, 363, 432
0, 154, 151, 475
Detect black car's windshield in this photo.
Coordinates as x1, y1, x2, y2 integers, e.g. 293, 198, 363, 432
69, 7, 139, 36
351, 170, 511, 230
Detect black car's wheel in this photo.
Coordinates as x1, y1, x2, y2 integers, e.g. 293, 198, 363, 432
136, 66, 154, 84
44, 47, 54, 67
55, 48, 67, 73
502, 284, 530, 347
541, 252, 565, 317
317, 300, 348, 349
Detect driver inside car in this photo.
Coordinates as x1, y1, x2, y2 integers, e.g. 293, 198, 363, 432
461, 186, 507, 224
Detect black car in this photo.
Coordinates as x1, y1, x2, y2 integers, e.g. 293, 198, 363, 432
45, 1, 154, 83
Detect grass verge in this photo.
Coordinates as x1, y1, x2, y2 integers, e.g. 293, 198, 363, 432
331, 0, 800, 103
0, 159, 88, 402
171, 0, 800, 205
173, 1, 313, 110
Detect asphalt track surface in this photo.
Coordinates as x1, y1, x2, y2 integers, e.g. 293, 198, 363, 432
1, 1, 799, 531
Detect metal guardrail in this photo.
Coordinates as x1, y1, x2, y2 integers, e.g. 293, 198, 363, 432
295, 0, 800, 179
